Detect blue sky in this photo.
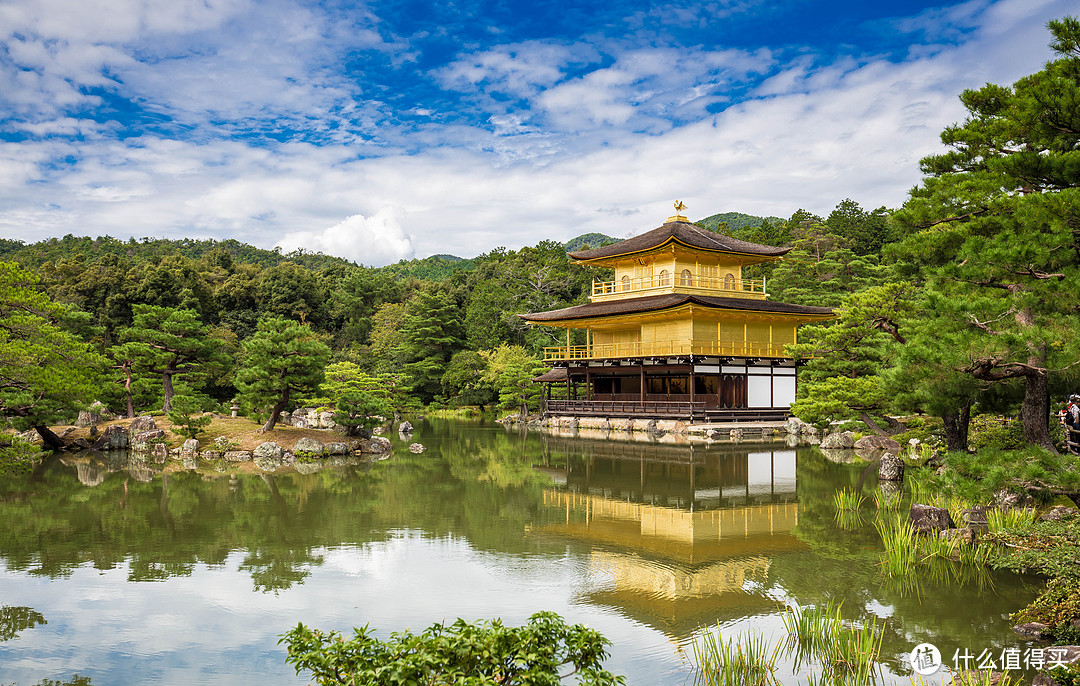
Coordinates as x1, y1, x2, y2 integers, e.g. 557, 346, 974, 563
0, 0, 1073, 265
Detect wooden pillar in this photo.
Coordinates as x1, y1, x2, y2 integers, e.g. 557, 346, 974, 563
689, 368, 695, 421
639, 364, 645, 405
586, 368, 591, 402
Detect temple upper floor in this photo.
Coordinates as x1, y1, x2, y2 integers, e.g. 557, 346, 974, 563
568, 218, 788, 303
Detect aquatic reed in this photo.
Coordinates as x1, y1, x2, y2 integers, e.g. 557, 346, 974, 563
987, 507, 1038, 533
781, 603, 884, 684
872, 488, 903, 511
833, 489, 866, 511
874, 513, 917, 576
691, 627, 780, 686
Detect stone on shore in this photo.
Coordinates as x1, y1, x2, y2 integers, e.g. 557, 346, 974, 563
910, 504, 955, 534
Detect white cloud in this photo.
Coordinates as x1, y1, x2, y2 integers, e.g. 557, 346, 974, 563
276, 207, 415, 265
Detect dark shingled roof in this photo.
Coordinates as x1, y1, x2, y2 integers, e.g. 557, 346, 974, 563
518, 293, 833, 323
532, 367, 568, 382
568, 220, 790, 261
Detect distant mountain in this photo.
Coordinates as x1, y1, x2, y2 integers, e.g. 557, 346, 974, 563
696, 211, 784, 235
376, 254, 475, 280
564, 233, 619, 253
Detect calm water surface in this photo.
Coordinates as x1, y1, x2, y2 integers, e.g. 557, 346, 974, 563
0, 419, 1042, 685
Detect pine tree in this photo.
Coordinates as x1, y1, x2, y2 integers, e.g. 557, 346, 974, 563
394, 284, 464, 404
115, 305, 228, 413
236, 316, 331, 431
0, 262, 107, 448
893, 16, 1080, 450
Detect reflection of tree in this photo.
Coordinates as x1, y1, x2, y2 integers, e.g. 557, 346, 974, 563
239, 547, 324, 593
0, 419, 556, 591
0, 605, 46, 641
32, 676, 92, 686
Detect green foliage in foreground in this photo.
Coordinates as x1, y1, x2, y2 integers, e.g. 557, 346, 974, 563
280, 611, 625, 686
908, 448, 1080, 505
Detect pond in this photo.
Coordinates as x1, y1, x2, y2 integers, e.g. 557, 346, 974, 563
0, 419, 1043, 685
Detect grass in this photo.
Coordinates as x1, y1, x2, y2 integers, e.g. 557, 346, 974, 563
833, 489, 866, 511
874, 513, 917, 577
692, 603, 884, 686
987, 507, 1039, 533
692, 627, 780, 686
872, 488, 904, 511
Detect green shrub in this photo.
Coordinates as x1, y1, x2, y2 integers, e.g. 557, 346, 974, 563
280, 612, 625, 686
969, 415, 1026, 451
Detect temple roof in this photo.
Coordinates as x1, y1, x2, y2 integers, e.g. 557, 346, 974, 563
568, 220, 790, 262
519, 293, 833, 323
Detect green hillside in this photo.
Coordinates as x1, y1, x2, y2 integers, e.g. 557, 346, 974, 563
696, 211, 784, 235
563, 233, 618, 253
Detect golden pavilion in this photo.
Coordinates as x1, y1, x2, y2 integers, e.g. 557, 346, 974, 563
519, 204, 834, 421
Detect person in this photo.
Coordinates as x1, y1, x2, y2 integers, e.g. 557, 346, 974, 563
1067, 395, 1080, 430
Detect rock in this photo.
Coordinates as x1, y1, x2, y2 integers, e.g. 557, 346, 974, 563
181, 439, 200, 456
127, 416, 157, 434
995, 489, 1036, 509
941, 528, 976, 545
761, 427, 774, 438
821, 431, 856, 449
854, 435, 902, 453
910, 504, 956, 534
1013, 622, 1053, 639
655, 420, 688, 435
372, 426, 384, 434
963, 506, 990, 532
201, 450, 224, 460
293, 437, 325, 455
75, 409, 101, 428
878, 453, 905, 481
76, 462, 104, 487
151, 443, 168, 460
130, 429, 165, 452
609, 418, 633, 432
399, 421, 413, 433
279, 411, 292, 425
409, 443, 426, 453
293, 416, 311, 429
1041, 505, 1077, 522
642, 419, 659, 434
253, 442, 283, 459
14, 430, 41, 444
729, 428, 743, 440
58, 427, 77, 439
224, 450, 252, 462
326, 442, 349, 455
706, 429, 724, 440
69, 437, 92, 450
318, 411, 336, 429
253, 453, 282, 472
357, 436, 392, 454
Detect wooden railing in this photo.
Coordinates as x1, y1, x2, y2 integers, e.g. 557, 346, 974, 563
543, 339, 790, 361
592, 274, 765, 299
547, 399, 706, 419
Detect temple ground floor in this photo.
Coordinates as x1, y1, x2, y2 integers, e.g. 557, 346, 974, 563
536, 355, 800, 422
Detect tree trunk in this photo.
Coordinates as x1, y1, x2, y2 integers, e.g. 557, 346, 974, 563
942, 403, 971, 452
162, 369, 175, 413
123, 366, 135, 419
261, 389, 290, 432
35, 425, 65, 451
1021, 366, 1056, 452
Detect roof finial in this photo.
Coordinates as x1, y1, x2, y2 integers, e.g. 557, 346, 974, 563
668, 200, 688, 223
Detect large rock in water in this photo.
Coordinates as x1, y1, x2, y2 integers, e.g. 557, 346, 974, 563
878, 453, 905, 481
855, 435, 902, 453
253, 442, 283, 459
358, 436, 392, 454
820, 431, 856, 449
293, 437, 325, 455
910, 504, 955, 534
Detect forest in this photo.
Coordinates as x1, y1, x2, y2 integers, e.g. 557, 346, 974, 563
2, 17, 1080, 460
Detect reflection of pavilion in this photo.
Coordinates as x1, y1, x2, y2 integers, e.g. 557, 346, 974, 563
534, 439, 805, 637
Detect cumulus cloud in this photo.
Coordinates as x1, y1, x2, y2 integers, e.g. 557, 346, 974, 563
276, 207, 415, 266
